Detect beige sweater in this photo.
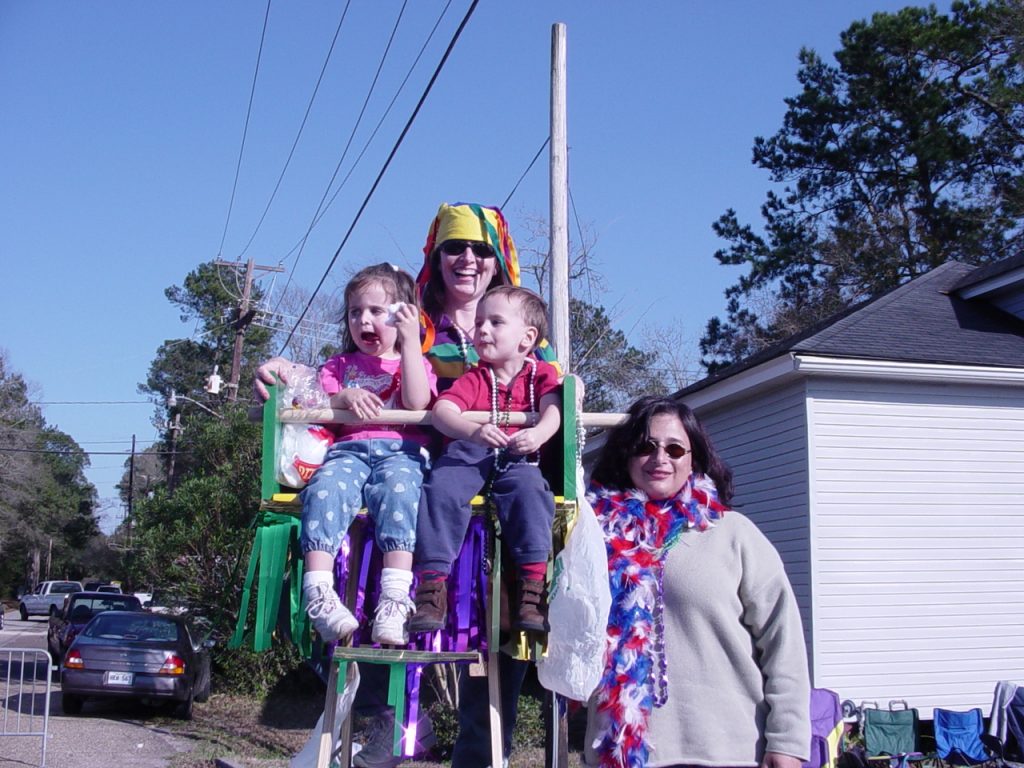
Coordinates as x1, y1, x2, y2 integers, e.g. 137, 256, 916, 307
586, 512, 810, 767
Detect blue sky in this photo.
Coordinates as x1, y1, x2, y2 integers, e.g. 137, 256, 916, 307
0, 0, 946, 532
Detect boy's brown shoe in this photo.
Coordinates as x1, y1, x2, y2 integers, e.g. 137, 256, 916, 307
408, 580, 447, 633
514, 577, 549, 633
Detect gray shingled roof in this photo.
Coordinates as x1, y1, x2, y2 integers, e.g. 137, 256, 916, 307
682, 261, 1024, 396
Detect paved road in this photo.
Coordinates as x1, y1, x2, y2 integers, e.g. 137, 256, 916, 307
0, 608, 195, 768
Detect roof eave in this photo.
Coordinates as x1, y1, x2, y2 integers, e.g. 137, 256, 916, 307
956, 264, 1024, 299
681, 354, 1024, 411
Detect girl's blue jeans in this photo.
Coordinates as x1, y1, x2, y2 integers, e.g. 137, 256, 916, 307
300, 438, 429, 556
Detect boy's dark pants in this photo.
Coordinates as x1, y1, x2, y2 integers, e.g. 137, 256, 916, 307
416, 439, 555, 572
417, 439, 551, 766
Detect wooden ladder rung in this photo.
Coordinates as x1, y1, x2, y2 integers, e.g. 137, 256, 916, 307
332, 646, 481, 664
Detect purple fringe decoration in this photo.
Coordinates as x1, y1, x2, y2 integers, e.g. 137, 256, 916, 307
329, 514, 489, 756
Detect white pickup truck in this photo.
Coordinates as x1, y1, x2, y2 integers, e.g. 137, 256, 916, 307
18, 580, 83, 620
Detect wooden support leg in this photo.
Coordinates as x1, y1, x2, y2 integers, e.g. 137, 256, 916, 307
336, 660, 355, 768
487, 648, 504, 768
544, 691, 569, 768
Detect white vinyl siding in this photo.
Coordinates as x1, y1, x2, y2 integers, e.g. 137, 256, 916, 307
807, 377, 1024, 718
693, 381, 812, 649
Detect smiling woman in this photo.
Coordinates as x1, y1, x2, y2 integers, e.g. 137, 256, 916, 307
584, 396, 810, 768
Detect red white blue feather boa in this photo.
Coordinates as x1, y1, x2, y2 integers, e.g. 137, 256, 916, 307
587, 475, 728, 767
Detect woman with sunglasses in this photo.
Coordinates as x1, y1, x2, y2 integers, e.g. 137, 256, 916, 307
255, 201, 554, 768
584, 396, 809, 768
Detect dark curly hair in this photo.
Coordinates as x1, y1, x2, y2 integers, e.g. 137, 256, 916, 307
590, 395, 734, 503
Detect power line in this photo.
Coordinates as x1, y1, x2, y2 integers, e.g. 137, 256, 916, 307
217, 0, 273, 259
502, 137, 550, 209
237, 0, 354, 259
568, 184, 596, 305
31, 400, 151, 405
0, 447, 186, 456
76, 440, 160, 446
304, 0, 453, 239
281, 0, 481, 352
272, 0, 413, 313
267, 0, 454, 316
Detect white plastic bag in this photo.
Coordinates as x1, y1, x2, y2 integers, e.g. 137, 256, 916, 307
289, 664, 361, 768
276, 364, 333, 489
278, 423, 334, 488
537, 468, 611, 701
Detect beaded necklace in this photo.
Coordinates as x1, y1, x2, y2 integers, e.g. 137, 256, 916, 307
487, 358, 538, 473
451, 323, 472, 366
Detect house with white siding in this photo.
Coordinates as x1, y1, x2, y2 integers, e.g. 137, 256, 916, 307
672, 257, 1024, 718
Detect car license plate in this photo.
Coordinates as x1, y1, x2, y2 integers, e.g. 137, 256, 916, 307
105, 671, 133, 686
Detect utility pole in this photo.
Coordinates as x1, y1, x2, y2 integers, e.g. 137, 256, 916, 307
549, 23, 570, 372
127, 434, 135, 551
214, 259, 284, 401
167, 413, 182, 493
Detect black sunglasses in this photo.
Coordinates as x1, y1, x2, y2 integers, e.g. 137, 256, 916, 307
439, 239, 496, 258
634, 440, 691, 460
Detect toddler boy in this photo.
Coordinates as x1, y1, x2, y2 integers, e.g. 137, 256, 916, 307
410, 286, 561, 633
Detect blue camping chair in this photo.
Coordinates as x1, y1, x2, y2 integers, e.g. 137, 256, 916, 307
933, 708, 991, 765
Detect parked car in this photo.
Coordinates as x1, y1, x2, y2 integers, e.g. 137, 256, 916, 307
61, 611, 212, 720
144, 589, 191, 616
83, 580, 122, 593
18, 581, 84, 620
47, 592, 143, 661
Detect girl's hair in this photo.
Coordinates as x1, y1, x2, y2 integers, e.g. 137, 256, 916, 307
420, 246, 509, 321
590, 395, 734, 503
341, 263, 418, 354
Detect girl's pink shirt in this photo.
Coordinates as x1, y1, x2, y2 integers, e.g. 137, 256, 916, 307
319, 351, 437, 445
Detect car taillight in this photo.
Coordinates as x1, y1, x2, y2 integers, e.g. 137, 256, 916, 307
158, 654, 185, 675
64, 650, 84, 669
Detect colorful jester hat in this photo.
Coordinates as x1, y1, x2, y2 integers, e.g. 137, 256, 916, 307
417, 202, 521, 296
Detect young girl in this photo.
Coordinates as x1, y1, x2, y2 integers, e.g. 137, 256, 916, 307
300, 263, 437, 645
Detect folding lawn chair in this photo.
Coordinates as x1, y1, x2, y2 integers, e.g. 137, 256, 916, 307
803, 688, 844, 768
988, 681, 1024, 763
933, 708, 992, 765
863, 701, 926, 768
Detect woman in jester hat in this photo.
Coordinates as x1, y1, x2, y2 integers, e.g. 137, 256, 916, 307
255, 201, 556, 768
583, 396, 810, 768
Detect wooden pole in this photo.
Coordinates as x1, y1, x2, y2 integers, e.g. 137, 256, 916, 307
228, 258, 254, 402
549, 22, 570, 371
214, 259, 284, 401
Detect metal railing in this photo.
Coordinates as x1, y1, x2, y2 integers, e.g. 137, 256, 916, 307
1, 648, 53, 767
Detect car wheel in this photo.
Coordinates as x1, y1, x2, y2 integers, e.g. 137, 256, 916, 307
19, 604, 28, 621
62, 693, 83, 715
173, 692, 194, 721
194, 657, 212, 703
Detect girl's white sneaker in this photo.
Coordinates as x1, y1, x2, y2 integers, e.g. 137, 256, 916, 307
371, 591, 415, 645
305, 582, 358, 641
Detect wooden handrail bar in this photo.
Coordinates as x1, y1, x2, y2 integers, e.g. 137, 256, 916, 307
278, 408, 627, 428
